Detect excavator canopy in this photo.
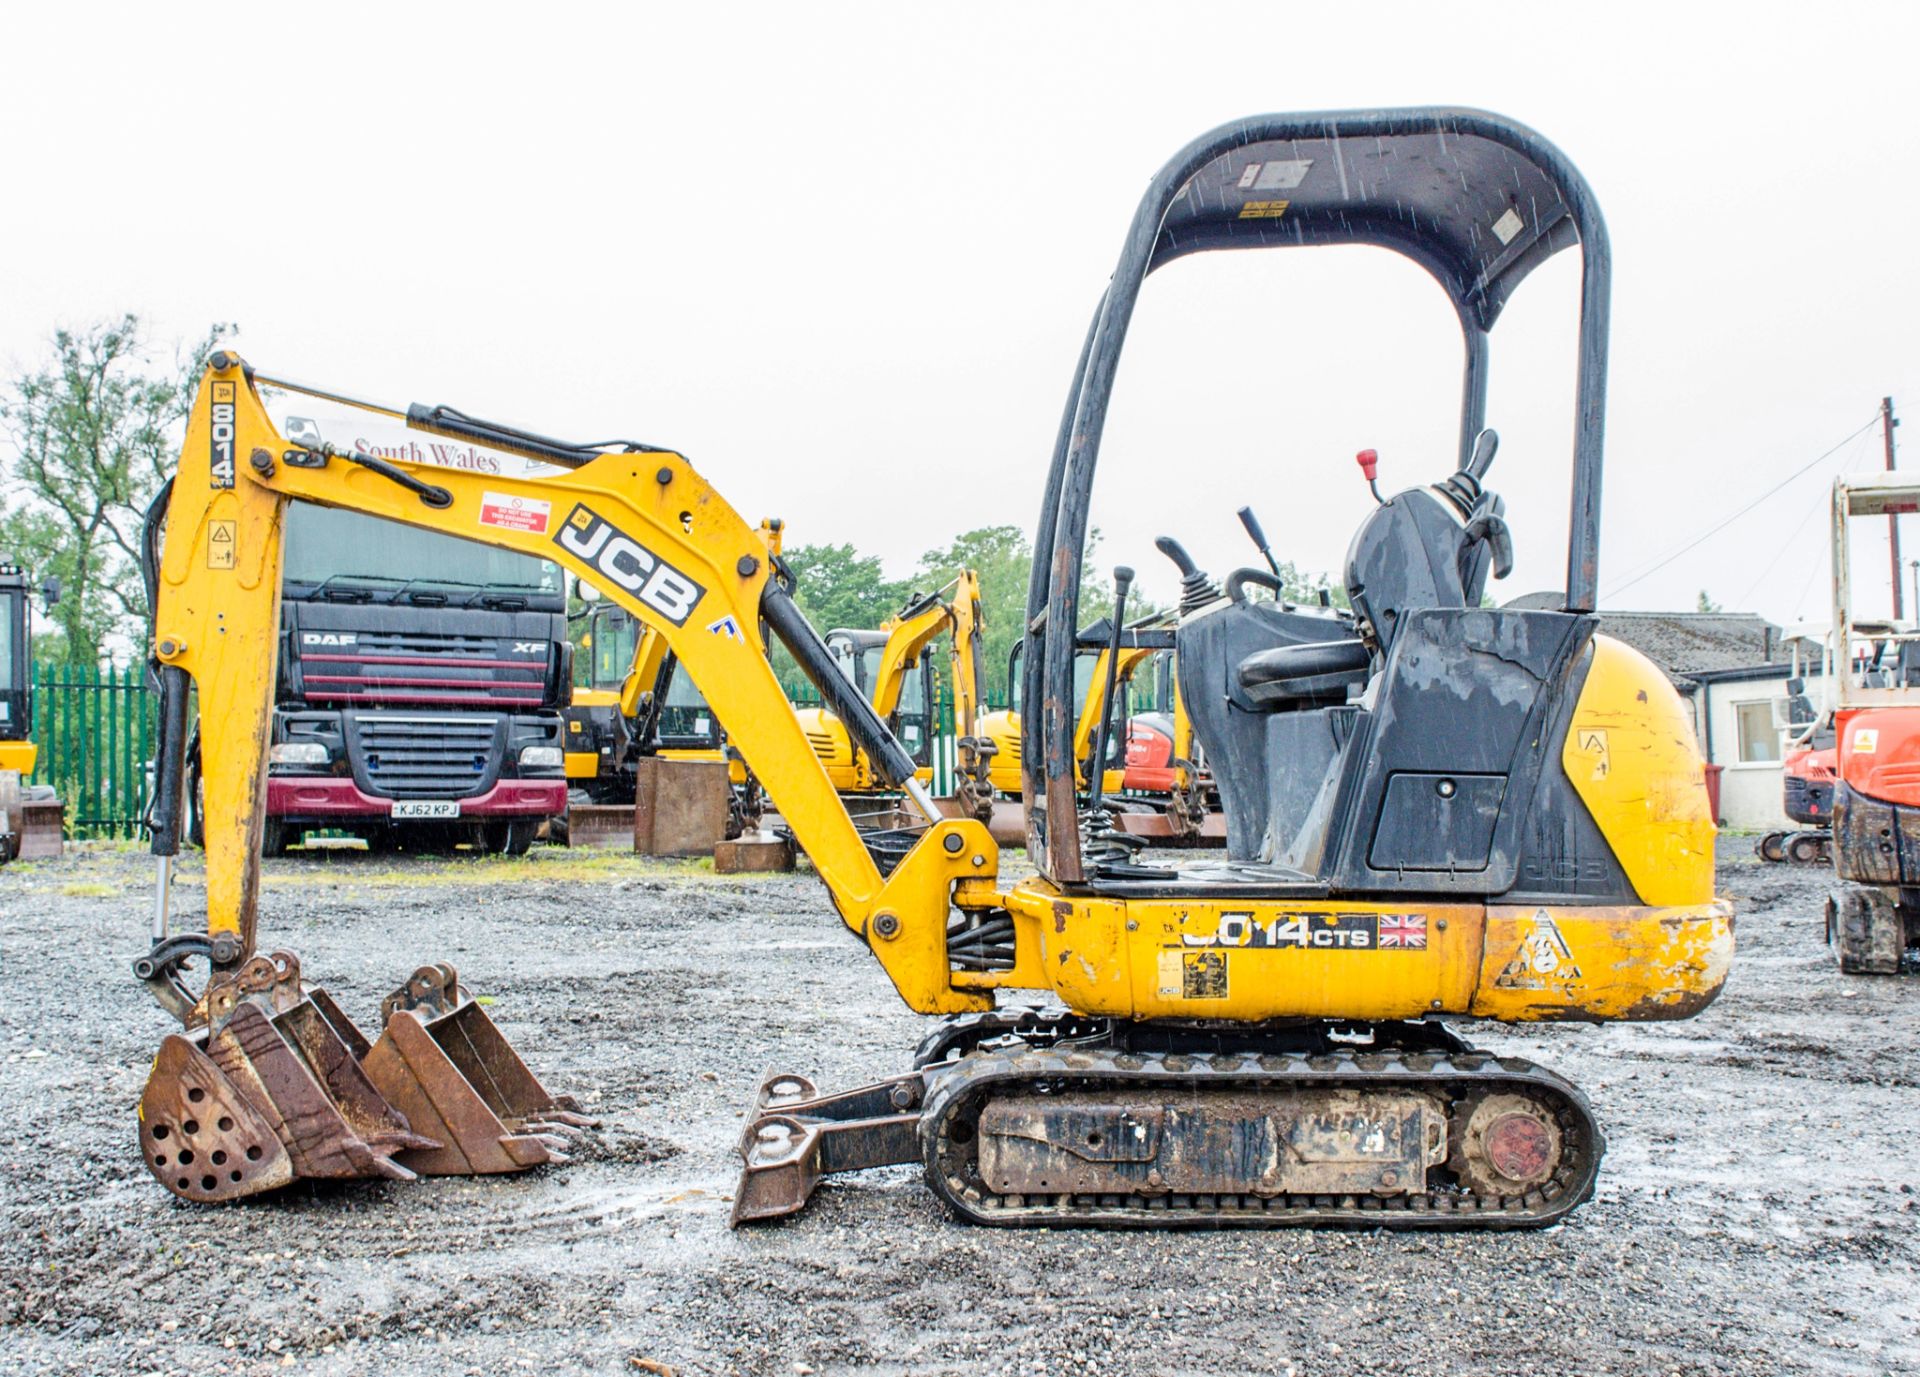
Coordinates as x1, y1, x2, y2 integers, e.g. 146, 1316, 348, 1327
1146, 110, 1594, 332
1026, 106, 1613, 881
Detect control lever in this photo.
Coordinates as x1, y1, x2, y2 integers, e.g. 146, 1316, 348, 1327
1463, 508, 1514, 580
1437, 427, 1501, 520
1464, 427, 1499, 481
1084, 566, 1134, 817
1154, 536, 1219, 614
1356, 450, 1384, 505
1235, 507, 1284, 580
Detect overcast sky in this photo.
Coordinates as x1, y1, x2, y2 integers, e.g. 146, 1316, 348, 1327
3, 3, 1916, 625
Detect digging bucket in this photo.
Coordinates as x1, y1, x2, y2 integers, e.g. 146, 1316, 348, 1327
138, 952, 437, 1202
359, 963, 596, 1175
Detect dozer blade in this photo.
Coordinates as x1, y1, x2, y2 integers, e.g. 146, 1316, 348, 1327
731, 1069, 925, 1226
358, 963, 596, 1176
138, 953, 439, 1202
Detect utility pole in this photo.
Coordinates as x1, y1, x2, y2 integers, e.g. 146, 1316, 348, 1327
1886, 396, 1903, 620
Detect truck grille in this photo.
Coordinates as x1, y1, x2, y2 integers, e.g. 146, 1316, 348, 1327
297, 630, 548, 710
346, 713, 501, 800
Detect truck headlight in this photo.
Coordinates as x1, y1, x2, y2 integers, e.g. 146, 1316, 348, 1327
268, 742, 330, 766
518, 746, 564, 770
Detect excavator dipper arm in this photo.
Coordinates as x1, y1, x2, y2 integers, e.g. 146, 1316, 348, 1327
136, 355, 998, 1205
150, 355, 992, 1017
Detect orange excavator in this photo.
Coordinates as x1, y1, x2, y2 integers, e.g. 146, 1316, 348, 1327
1756, 662, 1836, 865
1824, 475, 1920, 972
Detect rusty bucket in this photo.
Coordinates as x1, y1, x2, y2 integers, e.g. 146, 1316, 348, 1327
137, 954, 591, 1202
360, 963, 595, 1176
138, 953, 436, 1202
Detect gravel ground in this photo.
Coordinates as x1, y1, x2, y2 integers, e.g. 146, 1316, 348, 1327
2, 838, 1917, 1376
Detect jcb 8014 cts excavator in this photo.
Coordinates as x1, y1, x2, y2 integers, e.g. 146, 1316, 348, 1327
137, 107, 1728, 1228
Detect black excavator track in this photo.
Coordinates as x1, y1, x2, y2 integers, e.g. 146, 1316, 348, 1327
736, 1009, 1603, 1230
913, 1012, 1602, 1230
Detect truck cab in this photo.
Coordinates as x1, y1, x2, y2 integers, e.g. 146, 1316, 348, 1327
246, 502, 570, 854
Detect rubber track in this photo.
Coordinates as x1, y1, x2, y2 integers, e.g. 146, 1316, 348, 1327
917, 1042, 1603, 1230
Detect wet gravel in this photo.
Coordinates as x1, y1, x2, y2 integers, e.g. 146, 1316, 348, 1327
2, 839, 1917, 1376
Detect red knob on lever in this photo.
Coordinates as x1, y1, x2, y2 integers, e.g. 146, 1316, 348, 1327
1355, 449, 1379, 481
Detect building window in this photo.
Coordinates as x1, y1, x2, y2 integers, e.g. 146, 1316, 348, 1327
1735, 700, 1781, 764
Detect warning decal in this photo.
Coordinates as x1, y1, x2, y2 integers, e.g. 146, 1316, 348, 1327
1237, 199, 1290, 220
1494, 912, 1584, 992
1574, 728, 1611, 781
1156, 949, 1229, 999
479, 491, 552, 534
1854, 728, 1879, 754
1182, 951, 1228, 1000
207, 519, 235, 570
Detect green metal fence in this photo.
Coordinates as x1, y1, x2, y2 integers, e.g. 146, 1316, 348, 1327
27, 663, 153, 839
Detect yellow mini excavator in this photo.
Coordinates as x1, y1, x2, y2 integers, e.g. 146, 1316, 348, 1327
795, 571, 996, 825
978, 617, 1167, 801
136, 107, 1728, 1228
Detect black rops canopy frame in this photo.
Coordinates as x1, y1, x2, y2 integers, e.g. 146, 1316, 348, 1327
1022, 107, 1611, 875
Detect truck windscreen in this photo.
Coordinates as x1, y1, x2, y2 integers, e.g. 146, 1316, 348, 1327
283, 505, 563, 606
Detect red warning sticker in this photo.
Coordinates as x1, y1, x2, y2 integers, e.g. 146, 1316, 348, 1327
479, 492, 551, 534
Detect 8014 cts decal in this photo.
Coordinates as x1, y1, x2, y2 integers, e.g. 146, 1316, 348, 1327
1179, 911, 1429, 951
209, 380, 237, 489
553, 503, 706, 626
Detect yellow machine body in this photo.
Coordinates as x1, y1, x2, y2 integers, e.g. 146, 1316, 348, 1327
0, 740, 36, 775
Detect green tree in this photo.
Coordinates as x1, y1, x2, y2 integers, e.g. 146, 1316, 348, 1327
1274, 559, 1350, 610
1697, 590, 1723, 613
1, 316, 231, 665
781, 542, 910, 634
916, 524, 1032, 702
771, 541, 911, 695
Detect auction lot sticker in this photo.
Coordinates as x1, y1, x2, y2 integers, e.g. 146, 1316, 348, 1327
479, 492, 552, 534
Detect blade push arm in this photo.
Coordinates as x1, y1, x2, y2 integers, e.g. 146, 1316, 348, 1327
152, 357, 992, 1015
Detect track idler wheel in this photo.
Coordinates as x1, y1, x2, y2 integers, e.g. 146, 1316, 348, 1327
1447, 1092, 1564, 1199
1755, 832, 1788, 863
1786, 833, 1828, 865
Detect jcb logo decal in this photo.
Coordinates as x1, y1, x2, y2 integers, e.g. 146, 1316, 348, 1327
554, 504, 705, 626
209, 380, 237, 489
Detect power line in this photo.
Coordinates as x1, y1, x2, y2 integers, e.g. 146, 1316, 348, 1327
1603, 414, 1882, 600
1731, 423, 1882, 609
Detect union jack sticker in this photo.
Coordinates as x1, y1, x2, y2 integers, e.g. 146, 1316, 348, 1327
1378, 914, 1428, 950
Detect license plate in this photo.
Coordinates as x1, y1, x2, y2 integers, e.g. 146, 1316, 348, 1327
390, 800, 461, 819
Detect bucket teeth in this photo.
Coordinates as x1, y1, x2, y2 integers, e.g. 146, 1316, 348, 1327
137, 951, 590, 1201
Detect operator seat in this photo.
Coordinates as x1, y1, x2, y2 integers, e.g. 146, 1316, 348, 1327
1233, 468, 1507, 709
